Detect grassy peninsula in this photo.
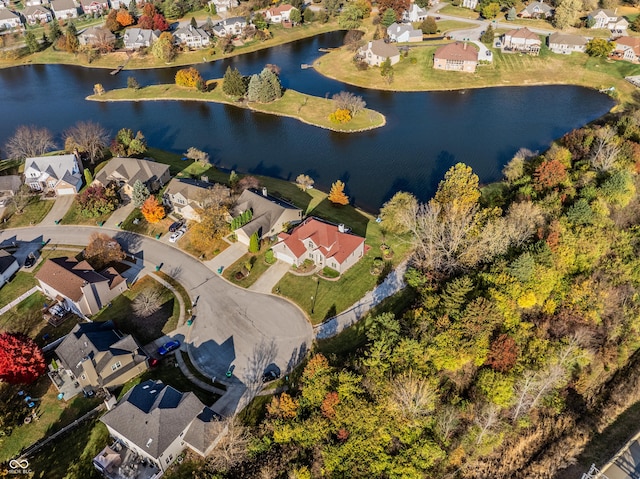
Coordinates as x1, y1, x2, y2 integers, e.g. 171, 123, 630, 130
87, 82, 386, 132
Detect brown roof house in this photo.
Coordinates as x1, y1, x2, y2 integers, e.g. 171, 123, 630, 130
613, 36, 640, 63
54, 321, 148, 393
232, 188, 302, 246
502, 27, 541, 55
163, 178, 230, 222
23, 5, 52, 24
272, 217, 366, 274
358, 39, 401, 67
434, 42, 479, 72
23, 154, 83, 195
547, 32, 587, 54
519, 1, 553, 19
78, 25, 116, 47
35, 257, 128, 318
96, 380, 224, 476
93, 157, 170, 200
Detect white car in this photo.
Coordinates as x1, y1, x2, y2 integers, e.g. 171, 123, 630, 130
169, 227, 186, 243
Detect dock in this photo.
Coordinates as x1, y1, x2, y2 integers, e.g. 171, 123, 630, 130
301, 63, 313, 69
110, 65, 124, 76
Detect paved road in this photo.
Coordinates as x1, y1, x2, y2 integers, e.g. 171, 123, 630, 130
0, 225, 313, 415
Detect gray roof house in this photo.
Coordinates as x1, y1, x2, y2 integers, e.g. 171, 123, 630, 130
212, 16, 246, 37
174, 25, 211, 48
0, 250, 19, 288
358, 39, 401, 66
0, 175, 22, 206
232, 188, 303, 246
163, 178, 230, 222
23, 5, 52, 24
54, 321, 148, 392
50, 0, 79, 19
0, 9, 24, 30
98, 380, 221, 474
93, 157, 171, 199
387, 22, 423, 43
547, 32, 587, 54
404, 3, 427, 22
123, 28, 161, 49
588, 8, 628, 30
519, 1, 553, 18
23, 154, 83, 195
78, 25, 116, 46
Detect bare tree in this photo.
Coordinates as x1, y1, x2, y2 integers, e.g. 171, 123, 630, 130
198, 183, 232, 208
5, 125, 56, 160
295, 174, 315, 191
435, 405, 460, 443
10, 185, 34, 214
503, 201, 545, 248
590, 126, 620, 172
390, 371, 437, 419
332, 91, 366, 116
64, 121, 110, 164
185, 146, 210, 165
132, 287, 163, 316
474, 403, 500, 445
502, 148, 537, 182
204, 418, 249, 471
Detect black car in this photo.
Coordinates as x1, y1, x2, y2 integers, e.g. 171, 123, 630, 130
262, 370, 280, 383
24, 254, 36, 268
169, 221, 184, 232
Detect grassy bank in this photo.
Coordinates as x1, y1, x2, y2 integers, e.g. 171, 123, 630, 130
87, 83, 386, 132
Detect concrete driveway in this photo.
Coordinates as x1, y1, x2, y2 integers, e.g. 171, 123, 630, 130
41, 195, 75, 225
0, 226, 313, 415
104, 200, 136, 228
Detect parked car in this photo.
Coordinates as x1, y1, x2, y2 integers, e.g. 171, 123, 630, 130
262, 370, 280, 383
157, 340, 180, 356
24, 254, 36, 268
169, 221, 184, 232
169, 228, 185, 243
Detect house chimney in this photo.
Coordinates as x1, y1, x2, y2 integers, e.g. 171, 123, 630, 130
262, 187, 268, 197
338, 224, 346, 233
463, 42, 467, 50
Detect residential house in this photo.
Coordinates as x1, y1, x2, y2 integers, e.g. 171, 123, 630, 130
23, 5, 52, 24
433, 41, 479, 72
98, 380, 223, 474
613, 36, 640, 63
0, 9, 23, 30
519, 1, 553, 18
212, 16, 246, 37
174, 25, 211, 48
265, 4, 294, 23
387, 22, 422, 43
272, 217, 366, 274
25, 0, 45, 6
123, 28, 160, 49
0, 175, 22, 206
208, 0, 239, 13
588, 8, 628, 30
547, 32, 587, 54
502, 27, 541, 54
109, 0, 123, 9
36, 257, 128, 317
50, 0, 79, 19
54, 321, 148, 391
404, 3, 427, 22
163, 178, 230, 222
358, 39, 401, 66
0, 250, 19, 288
78, 25, 116, 47
232, 188, 302, 245
23, 154, 83, 195
462, 0, 478, 10
93, 157, 171, 200
79, 0, 108, 15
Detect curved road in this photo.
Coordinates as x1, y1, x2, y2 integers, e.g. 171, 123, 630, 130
0, 225, 313, 413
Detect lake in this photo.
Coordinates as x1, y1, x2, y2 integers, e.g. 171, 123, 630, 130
0, 31, 614, 211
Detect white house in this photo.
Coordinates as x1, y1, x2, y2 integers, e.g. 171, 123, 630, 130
404, 3, 427, 22
519, 1, 553, 19
387, 22, 422, 43
25, 0, 45, 6
502, 27, 541, 54
0, 9, 24, 30
613, 36, 640, 63
588, 8, 628, 30
462, 0, 478, 10
212, 16, 247, 36
174, 25, 211, 48
358, 39, 401, 66
0, 250, 19, 288
23, 154, 83, 195
123, 28, 161, 49
163, 178, 230, 222
547, 32, 587, 54
208, 0, 238, 13
79, 0, 109, 15
50, 0, 79, 19
265, 4, 293, 23
23, 5, 53, 24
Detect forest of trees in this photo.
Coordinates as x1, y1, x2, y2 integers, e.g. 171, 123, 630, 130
186, 107, 640, 478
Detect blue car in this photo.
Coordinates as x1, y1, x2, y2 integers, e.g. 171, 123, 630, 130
157, 340, 180, 356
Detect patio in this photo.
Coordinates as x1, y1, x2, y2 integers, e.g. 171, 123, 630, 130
48, 366, 83, 401
93, 441, 161, 479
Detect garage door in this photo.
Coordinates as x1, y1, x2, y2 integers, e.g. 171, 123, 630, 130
57, 188, 76, 195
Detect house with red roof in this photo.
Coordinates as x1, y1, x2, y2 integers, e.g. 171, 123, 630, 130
265, 4, 294, 23
433, 42, 479, 72
272, 217, 366, 274
613, 36, 640, 63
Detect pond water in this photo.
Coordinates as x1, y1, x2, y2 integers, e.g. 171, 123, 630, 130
0, 31, 614, 211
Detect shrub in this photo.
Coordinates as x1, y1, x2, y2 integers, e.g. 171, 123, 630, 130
329, 108, 352, 124
175, 67, 204, 89
265, 249, 275, 264
322, 267, 340, 278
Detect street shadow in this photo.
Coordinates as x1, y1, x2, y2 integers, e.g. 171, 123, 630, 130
189, 336, 237, 381
113, 231, 142, 255
244, 339, 278, 403
285, 341, 308, 373
167, 265, 183, 281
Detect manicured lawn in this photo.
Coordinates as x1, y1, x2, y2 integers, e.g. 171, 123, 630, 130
88, 84, 386, 133
156, 271, 191, 311
436, 19, 480, 32
0, 376, 101, 463
0, 197, 53, 229
120, 206, 173, 238
438, 4, 481, 19
92, 275, 179, 345
59, 198, 114, 226
223, 248, 273, 288
0, 271, 37, 310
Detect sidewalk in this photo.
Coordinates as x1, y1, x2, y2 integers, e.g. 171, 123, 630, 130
0, 286, 39, 315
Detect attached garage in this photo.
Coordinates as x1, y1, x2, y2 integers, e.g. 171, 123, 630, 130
56, 187, 76, 195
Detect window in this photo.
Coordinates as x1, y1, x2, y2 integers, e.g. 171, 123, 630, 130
30, 182, 41, 190
80, 374, 86, 380
48, 181, 56, 188
111, 361, 122, 371
166, 458, 170, 464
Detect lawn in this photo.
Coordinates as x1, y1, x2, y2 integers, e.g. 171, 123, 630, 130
92, 275, 179, 345
88, 83, 386, 133
0, 375, 102, 464
436, 19, 479, 33
0, 271, 37, 310
0, 197, 53, 229
223, 247, 273, 288
438, 4, 482, 19
120, 205, 174, 238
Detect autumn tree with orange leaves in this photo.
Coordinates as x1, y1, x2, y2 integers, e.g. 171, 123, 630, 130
328, 180, 349, 205
141, 196, 165, 223
116, 8, 134, 27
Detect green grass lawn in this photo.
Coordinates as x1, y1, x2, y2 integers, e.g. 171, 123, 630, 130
0, 197, 54, 229
0, 271, 37, 310
92, 275, 179, 344
59, 197, 114, 226
436, 19, 479, 32
438, 4, 481, 19
223, 248, 273, 288
120, 205, 173, 238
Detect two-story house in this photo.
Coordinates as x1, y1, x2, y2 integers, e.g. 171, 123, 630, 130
265, 4, 294, 23
502, 27, 542, 54
78, 25, 116, 47
358, 39, 400, 66
212, 16, 247, 37
79, 0, 108, 15
588, 8, 628, 30
173, 25, 211, 48
23, 154, 83, 195
519, 1, 553, 18
0, 9, 24, 30
387, 22, 423, 43
613, 36, 640, 63
23, 5, 52, 24
0, 250, 19, 288
163, 178, 230, 222
50, 0, 79, 19
122, 28, 161, 49
93, 157, 170, 200
208, 0, 238, 13
404, 3, 427, 22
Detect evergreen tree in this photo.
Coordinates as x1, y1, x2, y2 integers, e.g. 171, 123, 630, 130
441, 276, 474, 319
290, 7, 302, 24
25, 31, 39, 53
48, 19, 61, 42
304, 8, 315, 23
480, 24, 495, 44
246, 73, 261, 102
65, 22, 79, 53
506, 6, 516, 20
381, 8, 397, 27
260, 68, 282, 102
222, 66, 247, 97
249, 231, 259, 253
84, 168, 93, 186
129, 0, 139, 17
190, 16, 198, 28
421, 16, 437, 35
132, 179, 150, 207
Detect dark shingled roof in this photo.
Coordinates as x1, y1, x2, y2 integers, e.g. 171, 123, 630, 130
0, 250, 17, 275
233, 189, 301, 240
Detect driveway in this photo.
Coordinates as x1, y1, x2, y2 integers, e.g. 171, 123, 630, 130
447, 24, 494, 62
41, 195, 75, 225
103, 200, 136, 228
205, 240, 247, 273
0, 226, 313, 416
249, 260, 290, 294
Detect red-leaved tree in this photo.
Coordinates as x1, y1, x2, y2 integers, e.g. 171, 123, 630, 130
152, 13, 170, 31
485, 334, 518, 373
0, 333, 46, 384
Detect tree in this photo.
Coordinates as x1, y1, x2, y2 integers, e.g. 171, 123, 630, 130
253, 12, 268, 29
480, 24, 495, 44
378, 0, 410, 21
94, 83, 105, 95
506, 6, 516, 20
10, 185, 34, 214
106, 9, 120, 31
153, 12, 170, 31
5, 125, 56, 160
152, 31, 176, 62
132, 179, 150, 207
237, 175, 260, 191
76, 184, 120, 217
48, 19, 62, 42
128, 0, 139, 17
0, 333, 46, 384
421, 16, 437, 34
533, 158, 567, 191
332, 91, 366, 116
175, 67, 204, 88
323, 0, 341, 16
553, 0, 581, 29
64, 120, 110, 164
589, 125, 620, 171
132, 286, 163, 316
116, 8, 135, 27
25, 31, 39, 53
191, 203, 230, 250
586, 38, 614, 57
111, 128, 147, 157
339, 4, 365, 29
379, 191, 418, 234
249, 231, 260, 253
481, 2, 501, 19
304, 8, 315, 23
296, 174, 315, 191
380, 57, 394, 84
127, 76, 141, 89
328, 180, 349, 205
633, 15, 640, 32
223, 66, 246, 97
381, 7, 398, 27
290, 7, 302, 24
246, 68, 282, 103
84, 232, 126, 269
190, 16, 198, 28
185, 146, 210, 164
202, 418, 249, 472
141, 196, 165, 223
63, 22, 79, 53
